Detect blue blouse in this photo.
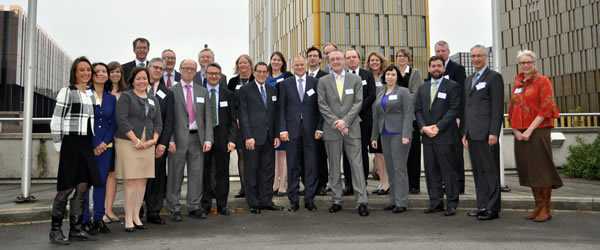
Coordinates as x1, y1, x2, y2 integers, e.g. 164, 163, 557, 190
267, 72, 292, 88
381, 94, 400, 136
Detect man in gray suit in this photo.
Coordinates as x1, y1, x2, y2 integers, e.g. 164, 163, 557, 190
317, 49, 369, 216
165, 59, 214, 222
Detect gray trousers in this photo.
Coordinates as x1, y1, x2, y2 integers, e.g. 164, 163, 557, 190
167, 135, 205, 213
381, 135, 410, 207
325, 137, 368, 205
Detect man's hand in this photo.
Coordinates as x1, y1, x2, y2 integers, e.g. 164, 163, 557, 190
274, 138, 281, 148
431, 125, 439, 137
342, 127, 349, 136
156, 144, 166, 158
334, 119, 346, 131
168, 142, 177, 153
245, 138, 256, 150
203, 142, 212, 152
314, 130, 323, 140
402, 138, 410, 145
227, 142, 236, 152
488, 135, 498, 145
462, 135, 469, 149
371, 140, 378, 149
280, 131, 290, 142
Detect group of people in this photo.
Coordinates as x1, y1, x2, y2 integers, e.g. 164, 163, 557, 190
48, 37, 564, 245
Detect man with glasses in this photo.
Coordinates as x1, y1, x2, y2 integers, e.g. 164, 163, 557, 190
161, 49, 181, 88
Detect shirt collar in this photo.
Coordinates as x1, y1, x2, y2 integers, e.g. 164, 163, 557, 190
296, 74, 306, 82
475, 66, 487, 77
332, 70, 345, 79
403, 65, 411, 74
135, 59, 147, 66
207, 84, 219, 92
348, 67, 360, 75
308, 68, 320, 76
181, 80, 193, 87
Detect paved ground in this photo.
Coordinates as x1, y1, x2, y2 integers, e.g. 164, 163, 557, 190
0, 209, 598, 250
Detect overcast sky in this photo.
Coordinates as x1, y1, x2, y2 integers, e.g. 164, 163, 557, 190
1, 0, 492, 76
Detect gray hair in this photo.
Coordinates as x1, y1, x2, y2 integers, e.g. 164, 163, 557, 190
435, 40, 449, 49
470, 44, 487, 53
516, 50, 537, 62
149, 57, 164, 66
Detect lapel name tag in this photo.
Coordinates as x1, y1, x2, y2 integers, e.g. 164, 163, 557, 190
389, 94, 398, 101
236, 84, 242, 90
345, 89, 354, 95
276, 78, 285, 83
272, 96, 277, 102
476, 82, 487, 90
361, 80, 367, 86
219, 101, 228, 107
148, 99, 155, 106
307, 89, 315, 96
196, 97, 205, 103
514, 88, 523, 94
156, 90, 166, 99
375, 81, 383, 87
437, 92, 447, 99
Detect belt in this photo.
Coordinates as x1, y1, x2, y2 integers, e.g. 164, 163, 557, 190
189, 130, 198, 134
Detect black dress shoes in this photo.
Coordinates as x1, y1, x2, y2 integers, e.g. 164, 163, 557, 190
261, 205, 284, 211
218, 208, 231, 216
95, 220, 111, 233
305, 202, 317, 211
288, 203, 300, 212
392, 206, 407, 214
467, 209, 485, 217
444, 207, 457, 216
147, 215, 166, 225
133, 223, 146, 230
328, 204, 342, 213
81, 222, 98, 235
358, 204, 369, 216
189, 209, 208, 219
234, 192, 245, 198
409, 188, 421, 194
171, 212, 183, 222
249, 207, 261, 214
477, 211, 499, 221
383, 205, 396, 211
424, 206, 445, 214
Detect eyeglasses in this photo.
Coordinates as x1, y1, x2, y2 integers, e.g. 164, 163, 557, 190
181, 67, 196, 71
206, 72, 220, 76
151, 65, 164, 70
518, 61, 535, 65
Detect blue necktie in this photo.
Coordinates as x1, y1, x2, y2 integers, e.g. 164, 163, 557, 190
260, 85, 267, 107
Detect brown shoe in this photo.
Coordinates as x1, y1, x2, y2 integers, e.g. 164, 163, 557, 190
526, 187, 542, 220
533, 187, 552, 222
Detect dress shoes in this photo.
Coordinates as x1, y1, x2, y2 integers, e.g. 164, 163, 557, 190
392, 206, 407, 214
261, 205, 284, 211
288, 203, 300, 212
188, 209, 208, 219
328, 204, 342, 213
444, 207, 457, 216
358, 204, 369, 216
305, 202, 317, 211
249, 207, 261, 214
383, 205, 396, 211
467, 209, 485, 217
234, 192, 245, 198
424, 206, 445, 214
477, 211, 499, 221
147, 215, 166, 225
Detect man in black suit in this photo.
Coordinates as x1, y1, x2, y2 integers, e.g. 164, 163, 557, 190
278, 55, 322, 212
122, 37, 150, 85
161, 49, 181, 88
200, 63, 238, 216
462, 45, 504, 221
306, 47, 329, 195
238, 62, 283, 214
342, 49, 376, 195
194, 48, 227, 88
415, 56, 461, 216
146, 58, 174, 225
434, 40, 467, 194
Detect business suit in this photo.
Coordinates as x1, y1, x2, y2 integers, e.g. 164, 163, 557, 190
122, 60, 149, 87
201, 84, 238, 212
317, 72, 368, 205
342, 68, 376, 192
414, 78, 461, 210
227, 75, 254, 197
238, 81, 278, 209
371, 86, 413, 208
278, 74, 322, 205
444, 60, 467, 193
164, 81, 214, 214
162, 70, 181, 88
463, 67, 504, 215
144, 80, 174, 219
195, 71, 228, 88
308, 69, 329, 193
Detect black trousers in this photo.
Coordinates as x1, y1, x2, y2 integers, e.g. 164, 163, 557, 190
244, 140, 275, 208
407, 125, 422, 190
145, 154, 167, 217
423, 143, 459, 209
316, 139, 329, 191
468, 139, 501, 213
201, 144, 231, 211
287, 122, 319, 204
343, 119, 370, 190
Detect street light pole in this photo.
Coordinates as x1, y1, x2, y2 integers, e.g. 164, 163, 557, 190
16, 0, 38, 203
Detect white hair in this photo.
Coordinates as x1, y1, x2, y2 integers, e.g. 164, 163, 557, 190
516, 50, 537, 62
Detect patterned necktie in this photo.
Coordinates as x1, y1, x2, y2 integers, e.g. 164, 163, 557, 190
430, 80, 439, 106
166, 72, 172, 88
297, 78, 304, 102
260, 85, 267, 107
184, 84, 195, 126
336, 74, 344, 101
210, 88, 218, 126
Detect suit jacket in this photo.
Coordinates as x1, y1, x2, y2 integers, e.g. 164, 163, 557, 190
115, 90, 162, 141
166, 81, 214, 150
162, 70, 181, 86
317, 72, 363, 141
371, 85, 414, 140
207, 84, 238, 149
445, 60, 466, 120
351, 68, 377, 122
308, 69, 328, 79
122, 60, 149, 87
414, 78, 461, 145
92, 90, 117, 147
278, 75, 323, 139
148, 79, 175, 146
238, 81, 278, 145
406, 68, 424, 95
463, 67, 504, 141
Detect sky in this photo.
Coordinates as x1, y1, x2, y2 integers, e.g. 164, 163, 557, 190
1, 0, 493, 76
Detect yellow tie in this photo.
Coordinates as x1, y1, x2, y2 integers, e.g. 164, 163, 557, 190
336, 74, 344, 100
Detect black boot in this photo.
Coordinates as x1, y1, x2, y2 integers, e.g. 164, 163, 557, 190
68, 189, 96, 241
49, 217, 70, 245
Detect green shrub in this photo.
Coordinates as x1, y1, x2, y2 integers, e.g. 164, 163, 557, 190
563, 135, 600, 180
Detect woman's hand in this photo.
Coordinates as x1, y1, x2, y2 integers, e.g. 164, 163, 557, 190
402, 138, 410, 145
371, 140, 378, 149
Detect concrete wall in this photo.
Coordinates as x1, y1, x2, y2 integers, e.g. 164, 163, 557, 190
0, 128, 598, 179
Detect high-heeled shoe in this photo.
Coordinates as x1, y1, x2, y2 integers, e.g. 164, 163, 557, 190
133, 223, 146, 230
124, 227, 135, 233
103, 214, 120, 224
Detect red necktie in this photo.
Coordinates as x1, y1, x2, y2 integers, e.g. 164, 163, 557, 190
166, 72, 172, 88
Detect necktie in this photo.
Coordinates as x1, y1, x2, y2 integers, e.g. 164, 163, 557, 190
336, 74, 344, 101
184, 84, 195, 127
260, 85, 267, 107
430, 80, 439, 106
210, 88, 218, 126
138, 62, 145, 67
471, 72, 480, 89
166, 72, 172, 88
297, 78, 305, 102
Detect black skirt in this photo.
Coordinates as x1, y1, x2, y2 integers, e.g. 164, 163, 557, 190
56, 134, 101, 191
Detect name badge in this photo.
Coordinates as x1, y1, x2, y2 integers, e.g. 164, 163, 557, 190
389, 94, 398, 101
148, 99, 155, 106
219, 101, 228, 107
156, 90, 166, 99
345, 89, 354, 95
85, 90, 93, 97
235, 84, 242, 90
276, 78, 285, 83
437, 92, 447, 99
443, 75, 450, 80
375, 81, 383, 87
272, 96, 277, 102
361, 80, 367, 86
306, 89, 315, 96
196, 97, 205, 103
475, 82, 487, 90
514, 88, 523, 94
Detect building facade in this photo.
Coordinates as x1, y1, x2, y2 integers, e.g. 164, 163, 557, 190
1, 5, 71, 118
450, 47, 495, 76
498, 0, 600, 112
249, 0, 430, 73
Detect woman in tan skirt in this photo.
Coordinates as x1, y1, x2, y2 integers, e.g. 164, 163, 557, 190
115, 67, 162, 231
508, 50, 562, 222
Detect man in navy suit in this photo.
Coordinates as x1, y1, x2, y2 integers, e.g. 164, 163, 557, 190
278, 55, 322, 212
122, 37, 150, 85
415, 56, 461, 217
161, 49, 181, 88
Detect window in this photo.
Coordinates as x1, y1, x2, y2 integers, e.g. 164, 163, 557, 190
355, 14, 361, 44
383, 15, 389, 45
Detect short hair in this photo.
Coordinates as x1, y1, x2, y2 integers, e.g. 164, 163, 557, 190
198, 47, 215, 58
395, 48, 413, 63
382, 65, 403, 86
364, 51, 389, 72
107, 61, 127, 92
234, 54, 254, 75
291, 54, 306, 62
69, 56, 93, 86
434, 40, 449, 49
345, 49, 361, 60
428, 55, 445, 66
127, 67, 150, 86
254, 62, 269, 72
327, 49, 344, 58
149, 57, 164, 66
207, 62, 222, 71
268, 51, 287, 74
161, 49, 175, 56
306, 46, 322, 59
517, 49, 537, 62
132, 37, 149, 49
323, 42, 338, 50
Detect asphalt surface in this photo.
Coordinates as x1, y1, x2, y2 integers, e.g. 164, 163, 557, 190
0, 208, 598, 250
